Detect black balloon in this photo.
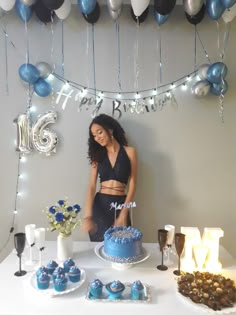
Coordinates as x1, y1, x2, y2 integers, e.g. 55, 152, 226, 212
34, 1, 55, 23
82, 2, 100, 24
131, 6, 149, 24
42, 0, 64, 10
185, 4, 205, 25
154, 0, 176, 15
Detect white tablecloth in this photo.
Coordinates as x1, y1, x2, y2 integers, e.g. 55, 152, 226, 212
0, 241, 236, 315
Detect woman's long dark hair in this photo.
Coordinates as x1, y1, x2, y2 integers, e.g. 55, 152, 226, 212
88, 114, 128, 164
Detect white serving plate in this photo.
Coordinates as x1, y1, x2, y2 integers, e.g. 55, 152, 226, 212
30, 268, 86, 297
86, 282, 151, 303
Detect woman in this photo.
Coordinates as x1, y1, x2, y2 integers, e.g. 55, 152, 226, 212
82, 113, 137, 242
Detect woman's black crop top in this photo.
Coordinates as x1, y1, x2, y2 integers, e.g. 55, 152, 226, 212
98, 146, 131, 184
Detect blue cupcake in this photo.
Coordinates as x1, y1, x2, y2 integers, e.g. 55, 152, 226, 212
68, 266, 81, 283
131, 280, 144, 300
36, 266, 48, 278
89, 279, 103, 298
105, 280, 125, 300
54, 274, 68, 292
46, 260, 58, 275
37, 272, 50, 290
52, 266, 65, 282
63, 258, 75, 273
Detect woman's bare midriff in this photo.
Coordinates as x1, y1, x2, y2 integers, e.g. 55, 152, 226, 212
99, 180, 126, 195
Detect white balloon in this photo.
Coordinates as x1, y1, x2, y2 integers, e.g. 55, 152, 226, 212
55, 0, 71, 20
0, 0, 16, 11
131, 0, 150, 17
222, 4, 236, 23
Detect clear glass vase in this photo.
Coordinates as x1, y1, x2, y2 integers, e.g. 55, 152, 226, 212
57, 233, 73, 261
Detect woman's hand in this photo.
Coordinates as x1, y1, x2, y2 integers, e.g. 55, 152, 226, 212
114, 212, 128, 227
82, 217, 97, 234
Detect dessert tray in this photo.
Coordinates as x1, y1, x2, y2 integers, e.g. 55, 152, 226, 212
29, 268, 86, 297
94, 243, 150, 270
86, 282, 151, 303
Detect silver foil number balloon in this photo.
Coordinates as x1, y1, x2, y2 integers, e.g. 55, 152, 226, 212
192, 80, 210, 98
14, 114, 32, 153
108, 7, 122, 20
32, 111, 58, 156
15, 111, 58, 156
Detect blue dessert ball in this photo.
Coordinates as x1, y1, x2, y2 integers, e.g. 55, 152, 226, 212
52, 266, 65, 282
54, 274, 68, 292
37, 272, 50, 290
63, 258, 75, 273
131, 280, 144, 300
89, 279, 103, 298
36, 266, 48, 278
46, 260, 58, 275
68, 266, 81, 283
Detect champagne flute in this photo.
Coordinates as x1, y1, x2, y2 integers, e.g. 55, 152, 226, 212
157, 229, 168, 271
25, 224, 36, 265
14, 233, 27, 277
173, 233, 185, 276
34, 228, 46, 267
164, 224, 175, 265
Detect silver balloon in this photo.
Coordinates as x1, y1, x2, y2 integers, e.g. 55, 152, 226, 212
184, 0, 204, 16
107, 0, 123, 11
35, 62, 52, 79
32, 111, 58, 155
198, 64, 210, 80
108, 7, 122, 20
20, 0, 37, 5
14, 114, 32, 153
191, 80, 210, 98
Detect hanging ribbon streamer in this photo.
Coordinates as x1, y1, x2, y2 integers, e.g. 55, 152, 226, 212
194, 25, 197, 71
86, 24, 90, 92
61, 20, 65, 78
4, 25, 9, 95
24, 19, 29, 64
134, 21, 140, 93
50, 13, 55, 107
216, 20, 221, 60
196, 29, 211, 64
159, 27, 162, 84
92, 24, 97, 115
116, 21, 122, 91
221, 22, 231, 62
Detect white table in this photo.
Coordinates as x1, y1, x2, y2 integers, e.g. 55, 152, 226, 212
0, 241, 236, 315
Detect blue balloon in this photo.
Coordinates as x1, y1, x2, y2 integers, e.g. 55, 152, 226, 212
34, 78, 52, 97
77, 0, 96, 15
16, 0, 33, 22
206, 62, 228, 84
220, 0, 236, 8
210, 80, 228, 96
154, 10, 170, 25
19, 64, 40, 84
206, 0, 225, 20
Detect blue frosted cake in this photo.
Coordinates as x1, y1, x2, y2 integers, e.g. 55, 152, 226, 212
89, 279, 103, 298
68, 266, 81, 283
63, 258, 75, 273
46, 260, 58, 275
37, 272, 50, 290
103, 226, 143, 261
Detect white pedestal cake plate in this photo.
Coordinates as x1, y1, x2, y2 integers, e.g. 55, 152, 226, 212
94, 243, 150, 270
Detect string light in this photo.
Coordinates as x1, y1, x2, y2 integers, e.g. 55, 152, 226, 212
53, 70, 197, 102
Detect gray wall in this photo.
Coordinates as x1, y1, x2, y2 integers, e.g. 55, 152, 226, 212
1, 4, 236, 262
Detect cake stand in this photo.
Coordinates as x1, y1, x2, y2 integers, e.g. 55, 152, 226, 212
94, 243, 150, 270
